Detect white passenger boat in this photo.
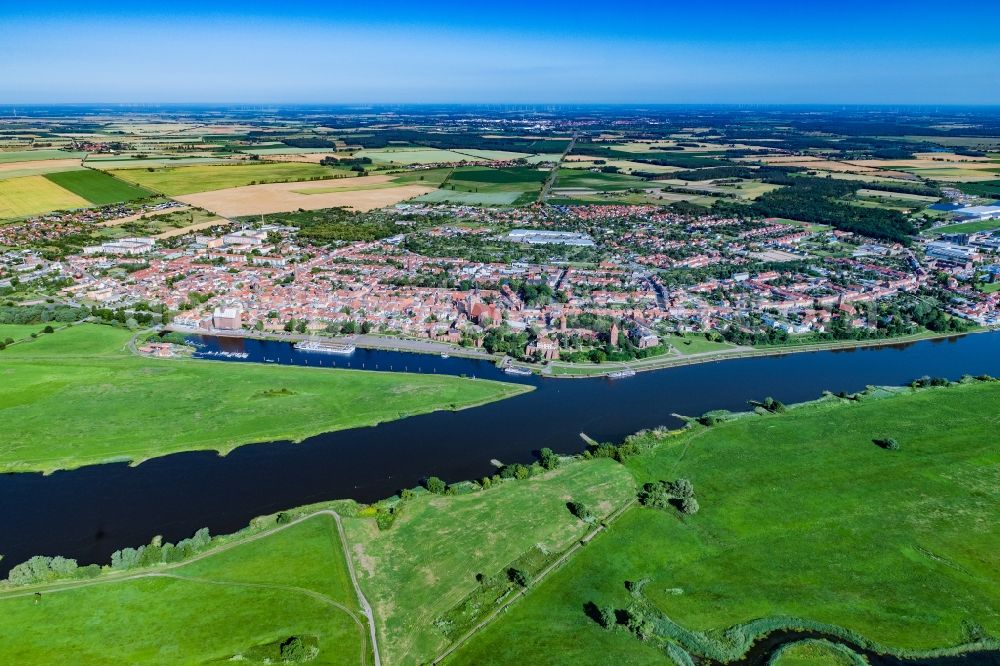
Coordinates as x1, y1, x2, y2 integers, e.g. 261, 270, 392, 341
294, 340, 356, 355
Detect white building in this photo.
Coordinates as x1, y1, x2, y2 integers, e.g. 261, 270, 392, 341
954, 204, 1000, 222
506, 229, 595, 247
82, 237, 156, 256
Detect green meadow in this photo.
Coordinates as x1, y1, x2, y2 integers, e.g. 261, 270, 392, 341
108, 162, 344, 195
0, 324, 56, 344
342, 459, 636, 666
0, 324, 530, 473
447, 381, 1000, 664
0, 514, 369, 665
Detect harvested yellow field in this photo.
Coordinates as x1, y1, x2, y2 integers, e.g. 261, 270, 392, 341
0, 175, 89, 220
747, 155, 824, 164
0, 158, 82, 174
174, 176, 434, 216
257, 152, 342, 164
911, 152, 993, 162
844, 158, 1000, 170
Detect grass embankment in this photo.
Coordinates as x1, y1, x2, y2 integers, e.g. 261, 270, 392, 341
770, 639, 866, 666
447, 381, 1000, 664
0, 324, 531, 473
0, 514, 369, 665
342, 459, 636, 666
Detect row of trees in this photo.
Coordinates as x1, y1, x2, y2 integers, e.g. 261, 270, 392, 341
5, 528, 213, 587
0, 304, 88, 324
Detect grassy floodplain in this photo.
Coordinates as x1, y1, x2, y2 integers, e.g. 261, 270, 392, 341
342, 458, 636, 666
447, 381, 1000, 664
0, 380, 997, 664
0, 324, 531, 473
0, 514, 369, 665
108, 162, 344, 195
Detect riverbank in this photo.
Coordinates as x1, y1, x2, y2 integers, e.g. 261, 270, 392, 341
0, 323, 531, 475
544, 326, 995, 378
168, 324, 995, 380
3, 379, 997, 665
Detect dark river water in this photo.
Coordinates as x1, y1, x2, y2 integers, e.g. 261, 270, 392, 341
1, 331, 998, 576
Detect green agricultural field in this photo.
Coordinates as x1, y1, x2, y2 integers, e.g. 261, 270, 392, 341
414, 189, 522, 205
555, 168, 647, 191
431, 165, 549, 204
901, 166, 1000, 182
957, 179, 1000, 199
856, 188, 940, 203
448, 381, 1000, 664
108, 162, 342, 195
87, 156, 237, 169
343, 459, 636, 666
0, 514, 370, 665
449, 166, 548, 186
357, 148, 476, 165
0, 150, 86, 164
924, 219, 1000, 235
44, 169, 153, 205
358, 148, 531, 165
0, 324, 530, 473
449, 149, 531, 161
0, 174, 90, 220
240, 146, 335, 155
391, 168, 453, 187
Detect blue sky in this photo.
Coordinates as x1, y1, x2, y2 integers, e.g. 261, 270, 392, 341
1, 1, 997, 104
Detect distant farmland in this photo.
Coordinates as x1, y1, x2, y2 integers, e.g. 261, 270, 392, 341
109, 162, 345, 195
174, 175, 434, 216
44, 169, 153, 206
0, 149, 86, 164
